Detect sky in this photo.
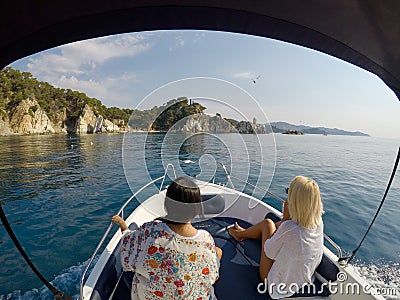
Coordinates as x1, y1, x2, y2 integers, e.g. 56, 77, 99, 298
10, 30, 400, 139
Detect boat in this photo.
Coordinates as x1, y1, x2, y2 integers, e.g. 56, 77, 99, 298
0, 2, 399, 300
80, 163, 384, 300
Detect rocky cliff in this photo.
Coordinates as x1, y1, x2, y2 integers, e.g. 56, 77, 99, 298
168, 114, 267, 134
8, 98, 55, 134
0, 97, 121, 136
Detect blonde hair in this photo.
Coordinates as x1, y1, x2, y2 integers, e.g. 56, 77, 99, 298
287, 176, 323, 229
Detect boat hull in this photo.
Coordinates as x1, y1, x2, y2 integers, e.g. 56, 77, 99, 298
82, 180, 383, 300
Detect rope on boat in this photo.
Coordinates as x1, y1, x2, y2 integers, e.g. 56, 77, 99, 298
341, 146, 400, 264
0, 205, 73, 300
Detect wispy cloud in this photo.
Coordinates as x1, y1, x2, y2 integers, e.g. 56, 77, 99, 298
232, 72, 257, 79
22, 33, 152, 107
168, 32, 186, 52
53, 72, 138, 106
27, 33, 151, 77
167, 31, 206, 52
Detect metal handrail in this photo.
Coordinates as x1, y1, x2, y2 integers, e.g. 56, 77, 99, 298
211, 161, 235, 189
159, 163, 177, 191
81, 162, 344, 298
79, 175, 165, 299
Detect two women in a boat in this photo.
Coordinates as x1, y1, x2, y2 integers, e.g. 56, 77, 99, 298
113, 175, 323, 299
112, 176, 222, 300
228, 175, 324, 299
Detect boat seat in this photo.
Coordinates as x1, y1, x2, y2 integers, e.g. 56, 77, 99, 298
89, 223, 138, 300
202, 194, 225, 215
89, 254, 118, 300
196, 217, 332, 299
89, 215, 334, 300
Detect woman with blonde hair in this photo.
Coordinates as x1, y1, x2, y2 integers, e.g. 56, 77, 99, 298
228, 176, 324, 299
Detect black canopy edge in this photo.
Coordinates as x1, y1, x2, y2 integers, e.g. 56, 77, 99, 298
1, 5, 399, 100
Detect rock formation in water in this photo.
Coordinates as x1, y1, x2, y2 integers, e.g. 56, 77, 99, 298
171, 114, 235, 133
8, 97, 55, 134
0, 97, 121, 136
168, 114, 267, 134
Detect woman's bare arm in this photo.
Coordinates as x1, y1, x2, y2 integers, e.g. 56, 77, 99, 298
112, 215, 128, 232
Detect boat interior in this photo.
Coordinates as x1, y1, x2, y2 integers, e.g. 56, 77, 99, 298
88, 193, 339, 300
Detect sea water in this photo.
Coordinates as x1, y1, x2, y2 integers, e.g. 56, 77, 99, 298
0, 133, 399, 299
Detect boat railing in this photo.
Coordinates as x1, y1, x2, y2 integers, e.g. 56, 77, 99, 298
159, 163, 177, 192
211, 161, 235, 189
214, 161, 344, 261
81, 162, 344, 298
80, 171, 174, 299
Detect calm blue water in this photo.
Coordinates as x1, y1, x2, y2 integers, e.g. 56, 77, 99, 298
0, 133, 399, 298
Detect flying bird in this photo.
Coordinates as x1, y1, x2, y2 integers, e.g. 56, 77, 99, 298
252, 74, 261, 84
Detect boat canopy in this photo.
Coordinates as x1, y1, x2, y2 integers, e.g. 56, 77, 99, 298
1, 1, 400, 100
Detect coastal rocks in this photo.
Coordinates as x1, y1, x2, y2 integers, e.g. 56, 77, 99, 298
208, 115, 236, 133
93, 115, 120, 133
9, 98, 55, 134
0, 108, 12, 135
51, 107, 68, 133
169, 114, 266, 134
0, 99, 121, 136
176, 114, 235, 133
236, 121, 266, 134
76, 104, 120, 133
77, 104, 98, 133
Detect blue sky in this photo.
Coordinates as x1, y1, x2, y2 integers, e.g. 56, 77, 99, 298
11, 30, 400, 139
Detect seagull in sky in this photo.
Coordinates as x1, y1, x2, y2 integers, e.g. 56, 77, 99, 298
252, 74, 261, 84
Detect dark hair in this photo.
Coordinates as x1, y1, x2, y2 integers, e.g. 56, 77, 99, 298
163, 176, 203, 224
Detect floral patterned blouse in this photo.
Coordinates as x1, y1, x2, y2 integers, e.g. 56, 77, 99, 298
120, 220, 220, 300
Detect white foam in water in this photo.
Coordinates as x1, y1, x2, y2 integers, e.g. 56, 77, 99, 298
0, 256, 99, 300
353, 259, 400, 299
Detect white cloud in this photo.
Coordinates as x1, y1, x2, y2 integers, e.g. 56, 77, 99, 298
57, 75, 105, 97
232, 72, 257, 80
22, 33, 152, 107
52, 72, 138, 106
27, 33, 152, 77
168, 33, 186, 52
166, 31, 206, 52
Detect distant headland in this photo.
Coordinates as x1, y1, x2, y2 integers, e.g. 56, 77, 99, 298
0, 67, 369, 137
270, 121, 369, 137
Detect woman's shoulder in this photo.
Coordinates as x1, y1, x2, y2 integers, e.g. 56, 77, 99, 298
279, 220, 300, 231
196, 229, 214, 241
133, 220, 165, 236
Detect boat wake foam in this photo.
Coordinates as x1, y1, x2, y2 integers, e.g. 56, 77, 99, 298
1, 256, 398, 299
353, 259, 400, 299
0, 256, 99, 300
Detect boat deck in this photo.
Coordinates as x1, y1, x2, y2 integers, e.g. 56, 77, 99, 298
89, 215, 336, 300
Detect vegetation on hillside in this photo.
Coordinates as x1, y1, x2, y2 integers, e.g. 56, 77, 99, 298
0, 67, 133, 123
148, 97, 206, 131
0, 68, 207, 130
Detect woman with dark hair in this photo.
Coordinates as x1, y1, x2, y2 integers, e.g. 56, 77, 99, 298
112, 176, 222, 300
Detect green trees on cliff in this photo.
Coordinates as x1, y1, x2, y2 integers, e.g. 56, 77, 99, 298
126, 97, 206, 131
0, 67, 133, 123
0, 67, 206, 130
149, 97, 206, 131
